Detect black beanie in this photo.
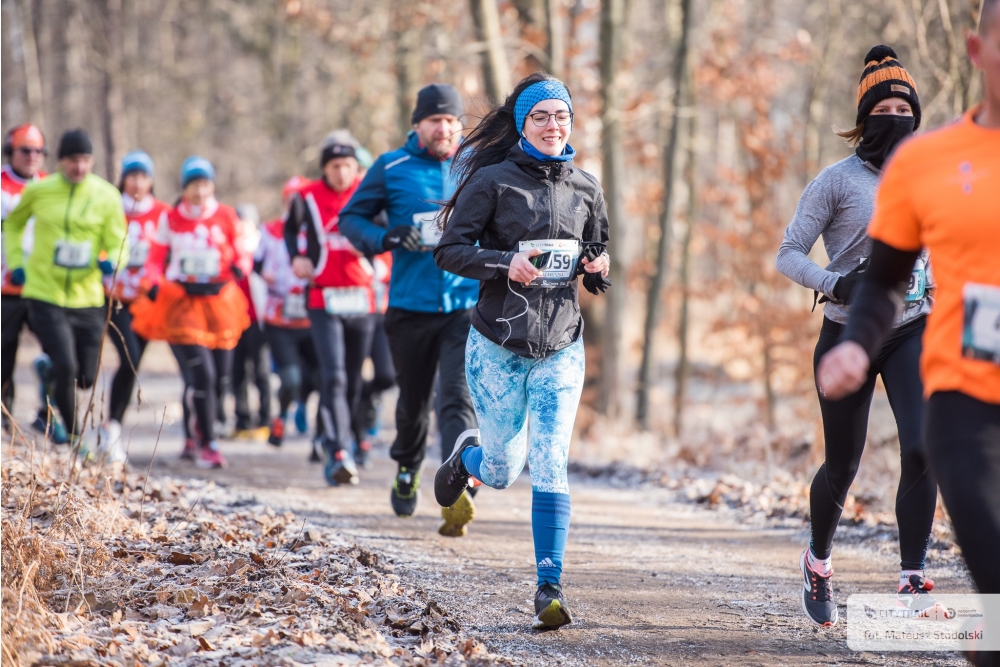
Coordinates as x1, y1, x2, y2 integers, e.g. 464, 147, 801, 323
57, 129, 93, 159
411, 84, 464, 125
320, 143, 356, 168
856, 45, 921, 130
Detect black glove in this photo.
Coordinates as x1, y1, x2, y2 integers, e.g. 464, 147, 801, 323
382, 225, 422, 252
147, 284, 159, 302
575, 242, 608, 276
583, 271, 612, 295
819, 258, 869, 306
231, 264, 246, 281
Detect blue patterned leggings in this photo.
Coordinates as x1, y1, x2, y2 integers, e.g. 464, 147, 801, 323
465, 328, 585, 494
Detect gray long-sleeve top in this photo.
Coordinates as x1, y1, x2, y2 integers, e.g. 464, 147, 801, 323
775, 154, 931, 326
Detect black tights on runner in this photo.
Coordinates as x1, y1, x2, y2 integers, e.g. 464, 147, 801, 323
108, 303, 148, 423
810, 315, 936, 570
356, 314, 396, 438
1, 295, 33, 416
26, 299, 105, 438
266, 324, 318, 416
307, 310, 374, 452
171, 344, 233, 446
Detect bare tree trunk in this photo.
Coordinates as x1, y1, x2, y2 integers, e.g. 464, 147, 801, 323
469, 0, 511, 102
673, 113, 697, 438
598, 0, 628, 418
11, 0, 47, 129
392, 0, 422, 141
99, 0, 127, 181
545, 0, 564, 78
636, 0, 692, 427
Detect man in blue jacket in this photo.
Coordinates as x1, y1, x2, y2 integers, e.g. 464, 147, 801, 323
340, 84, 479, 531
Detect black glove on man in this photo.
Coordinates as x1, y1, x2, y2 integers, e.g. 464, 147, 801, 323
382, 225, 422, 252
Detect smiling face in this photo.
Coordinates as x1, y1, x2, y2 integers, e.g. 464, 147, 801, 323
522, 99, 572, 157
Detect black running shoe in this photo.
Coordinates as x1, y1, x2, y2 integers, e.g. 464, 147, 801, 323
533, 583, 573, 630
434, 429, 480, 508
391, 466, 420, 517
898, 574, 942, 615
800, 549, 837, 626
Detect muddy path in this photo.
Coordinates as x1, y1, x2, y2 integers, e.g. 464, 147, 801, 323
10, 343, 973, 666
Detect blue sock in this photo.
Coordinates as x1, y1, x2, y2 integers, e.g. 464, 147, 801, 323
461, 446, 484, 480
532, 490, 571, 586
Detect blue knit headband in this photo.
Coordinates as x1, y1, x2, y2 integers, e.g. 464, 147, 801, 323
514, 81, 573, 134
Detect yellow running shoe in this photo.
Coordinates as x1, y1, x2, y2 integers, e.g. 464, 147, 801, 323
438, 489, 475, 537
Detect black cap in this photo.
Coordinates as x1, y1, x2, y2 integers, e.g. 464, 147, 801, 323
320, 143, 357, 168
411, 84, 464, 125
856, 45, 922, 130
57, 129, 93, 159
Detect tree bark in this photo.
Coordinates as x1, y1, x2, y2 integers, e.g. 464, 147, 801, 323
598, 0, 628, 417
545, 0, 564, 78
392, 0, 422, 141
12, 0, 47, 129
673, 112, 697, 438
636, 0, 692, 427
98, 0, 127, 181
469, 0, 511, 102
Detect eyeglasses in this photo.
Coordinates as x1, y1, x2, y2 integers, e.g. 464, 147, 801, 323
16, 147, 45, 156
528, 111, 573, 127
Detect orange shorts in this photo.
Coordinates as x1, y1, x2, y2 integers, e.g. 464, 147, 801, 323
130, 280, 249, 350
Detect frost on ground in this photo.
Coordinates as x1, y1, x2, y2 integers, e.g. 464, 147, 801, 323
1, 435, 516, 667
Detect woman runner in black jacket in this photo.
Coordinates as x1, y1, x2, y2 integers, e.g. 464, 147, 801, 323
433, 72, 610, 630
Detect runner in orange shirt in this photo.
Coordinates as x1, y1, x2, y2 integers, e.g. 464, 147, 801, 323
818, 0, 1000, 614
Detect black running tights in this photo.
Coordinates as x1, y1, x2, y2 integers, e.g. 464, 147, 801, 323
810, 316, 936, 570
171, 344, 233, 446
108, 303, 148, 423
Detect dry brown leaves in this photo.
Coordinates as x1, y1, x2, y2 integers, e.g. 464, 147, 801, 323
1, 439, 516, 667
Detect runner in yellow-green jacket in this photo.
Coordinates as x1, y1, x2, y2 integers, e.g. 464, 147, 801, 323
4, 129, 127, 449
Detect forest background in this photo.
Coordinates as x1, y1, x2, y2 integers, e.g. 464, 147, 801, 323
1, 0, 985, 504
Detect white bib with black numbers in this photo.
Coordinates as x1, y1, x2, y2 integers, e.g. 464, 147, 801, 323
412, 211, 442, 249
283, 292, 308, 320
53, 239, 92, 269
127, 240, 150, 269
518, 239, 580, 288
905, 256, 928, 302
962, 283, 1000, 365
322, 286, 369, 316
178, 248, 220, 279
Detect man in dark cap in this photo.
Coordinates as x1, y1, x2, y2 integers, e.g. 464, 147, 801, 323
339, 84, 479, 530
4, 129, 127, 458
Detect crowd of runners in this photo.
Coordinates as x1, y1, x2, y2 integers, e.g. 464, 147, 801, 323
0, 0, 997, 645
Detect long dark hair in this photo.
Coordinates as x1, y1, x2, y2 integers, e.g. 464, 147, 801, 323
439, 72, 570, 228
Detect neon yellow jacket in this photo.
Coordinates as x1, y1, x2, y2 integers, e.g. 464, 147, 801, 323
4, 172, 127, 308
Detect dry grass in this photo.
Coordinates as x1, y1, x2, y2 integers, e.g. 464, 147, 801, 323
1, 429, 516, 667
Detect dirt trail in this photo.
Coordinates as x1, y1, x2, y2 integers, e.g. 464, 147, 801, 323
10, 343, 974, 666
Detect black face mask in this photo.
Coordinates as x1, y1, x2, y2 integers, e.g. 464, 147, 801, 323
855, 115, 915, 169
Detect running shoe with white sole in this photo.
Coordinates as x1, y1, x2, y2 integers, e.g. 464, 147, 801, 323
391, 466, 420, 517
434, 429, 480, 508
98, 419, 127, 464
324, 446, 359, 486
800, 548, 838, 626
533, 583, 573, 630
438, 489, 475, 537
898, 574, 942, 615
268, 417, 284, 447
196, 441, 228, 469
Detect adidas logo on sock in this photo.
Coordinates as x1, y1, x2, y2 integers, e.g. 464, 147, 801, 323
537, 558, 557, 569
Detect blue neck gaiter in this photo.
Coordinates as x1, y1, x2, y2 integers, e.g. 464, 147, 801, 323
519, 138, 576, 163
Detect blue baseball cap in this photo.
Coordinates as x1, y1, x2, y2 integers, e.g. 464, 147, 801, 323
121, 150, 154, 178
180, 155, 215, 188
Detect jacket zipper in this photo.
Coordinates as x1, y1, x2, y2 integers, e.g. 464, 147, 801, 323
63, 183, 77, 300
539, 173, 557, 356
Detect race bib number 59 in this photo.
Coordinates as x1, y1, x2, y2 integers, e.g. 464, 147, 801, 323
518, 239, 580, 288
962, 283, 1000, 365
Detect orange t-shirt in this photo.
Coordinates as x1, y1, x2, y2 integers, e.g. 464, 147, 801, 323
868, 107, 1000, 404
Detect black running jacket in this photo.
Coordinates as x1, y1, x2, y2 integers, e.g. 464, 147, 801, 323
434, 144, 610, 359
